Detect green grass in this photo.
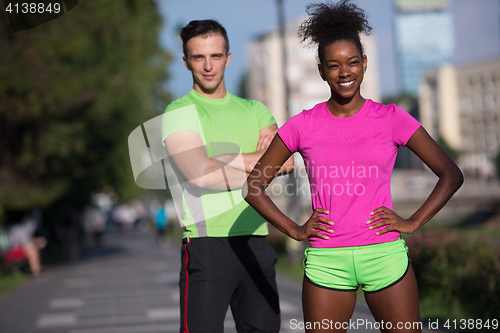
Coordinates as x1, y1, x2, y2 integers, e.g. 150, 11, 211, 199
0, 272, 27, 297
419, 293, 470, 322
404, 218, 500, 331
403, 212, 500, 246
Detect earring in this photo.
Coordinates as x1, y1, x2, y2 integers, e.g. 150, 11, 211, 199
322, 77, 326, 81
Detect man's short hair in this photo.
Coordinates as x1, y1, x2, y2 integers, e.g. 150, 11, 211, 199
180, 19, 230, 57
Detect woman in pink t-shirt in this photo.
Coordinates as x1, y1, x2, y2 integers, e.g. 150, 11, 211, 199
244, 1, 463, 332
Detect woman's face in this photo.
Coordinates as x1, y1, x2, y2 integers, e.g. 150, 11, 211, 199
319, 40, 367, 100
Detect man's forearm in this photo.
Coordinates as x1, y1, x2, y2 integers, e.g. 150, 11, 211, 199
213, 151, 261, 173
214, 151, 294, 175
188, 157, 249, 190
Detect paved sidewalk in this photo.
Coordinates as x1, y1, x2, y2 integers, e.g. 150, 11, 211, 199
0, 231, 383, 333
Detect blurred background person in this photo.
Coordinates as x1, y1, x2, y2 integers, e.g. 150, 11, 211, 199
2, 215, 47, 277
112, 203, 137, 232
83, 205, 107, 247
131, 199, 149, 232
151, 200, 169, 246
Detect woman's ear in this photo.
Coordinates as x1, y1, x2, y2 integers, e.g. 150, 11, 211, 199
318, 63, 326, 81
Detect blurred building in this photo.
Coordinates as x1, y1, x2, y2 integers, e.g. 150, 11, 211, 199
394, 0, 454, 95
419, 58, 500, 178
247, 17, 380, 127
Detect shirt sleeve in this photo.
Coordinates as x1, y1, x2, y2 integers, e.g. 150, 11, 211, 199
253, 100, 276, 130
392, 105, 422, 147
277, 112, 303, 153
161, 103, 204, 146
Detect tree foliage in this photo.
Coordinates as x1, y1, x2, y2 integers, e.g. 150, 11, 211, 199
0, 0, 171, 216
407, 230, 500, 325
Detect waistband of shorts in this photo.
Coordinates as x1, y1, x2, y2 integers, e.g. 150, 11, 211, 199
182, 235, 266, 244
305, 237, 406, 253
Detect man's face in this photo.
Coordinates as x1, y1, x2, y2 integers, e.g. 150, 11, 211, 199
183, 34, 231, 97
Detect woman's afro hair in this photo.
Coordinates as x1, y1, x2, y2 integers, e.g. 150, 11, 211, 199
298, 0, 372, 61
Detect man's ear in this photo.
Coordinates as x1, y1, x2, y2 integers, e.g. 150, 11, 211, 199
225, 51, 231, 68
183, 56, 191, 71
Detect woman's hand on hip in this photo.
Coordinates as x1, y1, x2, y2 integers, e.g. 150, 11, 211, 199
367, 206, 419, 235
292, 208, 334, 241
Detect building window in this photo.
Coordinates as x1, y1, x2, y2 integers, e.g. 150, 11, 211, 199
459, 78, 470, 92
484, 94, 495, 110
494, 72, 500, 87
483, 73, 494, 90
471, 76, 482, 91
472, 96, 484, 111
460, 97, 473, 113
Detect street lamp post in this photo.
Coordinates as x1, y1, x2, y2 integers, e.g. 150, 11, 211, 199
277, 0, 291, 120
277, 0, 301, 226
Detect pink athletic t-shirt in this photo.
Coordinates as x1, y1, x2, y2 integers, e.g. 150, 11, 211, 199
277, 99, 421, 248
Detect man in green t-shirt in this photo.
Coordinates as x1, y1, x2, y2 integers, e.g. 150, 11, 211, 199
162, 20, 293, 333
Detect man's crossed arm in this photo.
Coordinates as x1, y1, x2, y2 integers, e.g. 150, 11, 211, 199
164, 124, 294, 191
212, 124, 294, 174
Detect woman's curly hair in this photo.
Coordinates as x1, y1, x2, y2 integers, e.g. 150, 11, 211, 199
298, 0, 372, 64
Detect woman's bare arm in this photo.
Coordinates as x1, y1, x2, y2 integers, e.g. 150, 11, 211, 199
243, 135, 333, 241
367, 127, 464, 235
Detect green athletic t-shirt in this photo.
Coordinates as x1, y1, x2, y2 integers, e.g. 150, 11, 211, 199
161, 89, 276, 238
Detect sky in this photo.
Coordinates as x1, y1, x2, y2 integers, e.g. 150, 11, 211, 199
157, 0, 500, 100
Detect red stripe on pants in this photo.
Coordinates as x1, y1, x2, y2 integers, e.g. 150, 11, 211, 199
183, 239, 191, 333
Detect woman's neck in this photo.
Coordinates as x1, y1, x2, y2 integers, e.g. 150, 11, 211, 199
326, 94, 366, 118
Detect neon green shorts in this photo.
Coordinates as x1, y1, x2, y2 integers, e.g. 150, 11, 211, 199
304, 237, 409, 293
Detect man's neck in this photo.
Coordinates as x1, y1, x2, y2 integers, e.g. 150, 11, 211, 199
193, 83, 227, 99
